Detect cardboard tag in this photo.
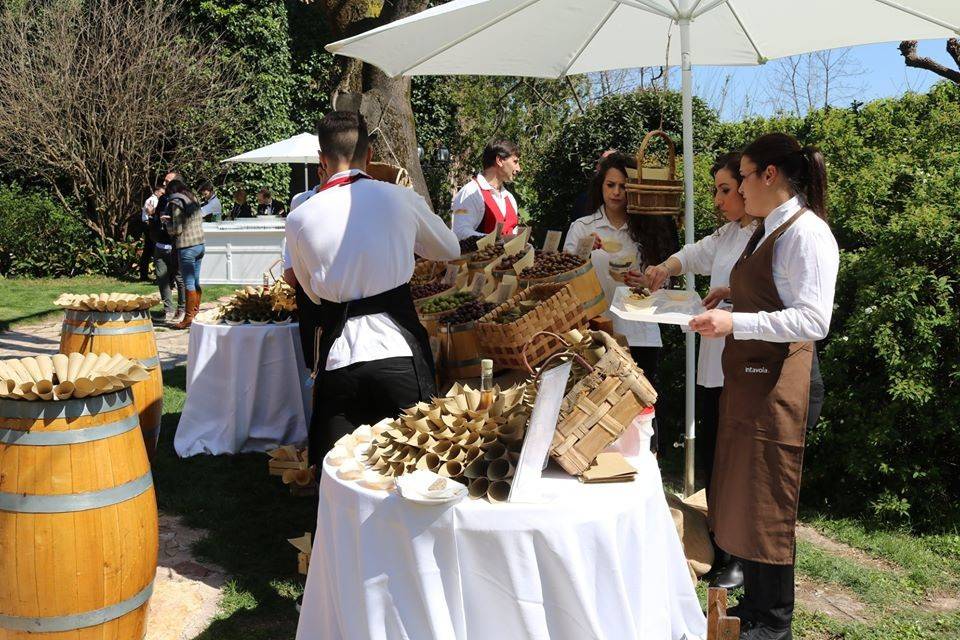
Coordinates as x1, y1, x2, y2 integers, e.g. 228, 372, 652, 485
503, 233, 527, 257
508, 360, 572, 503
469, 273, 487, 297
542, 230, 562, 253
482, 274, 500, 298
497, 275, 518, 303
575, 234, 595, 259
494, 221, 504, 239
455, 267, 470, 290
519, 225, 533, 246
476, 228, 497, 250
512, 249, 535, 275
441, 263, 459, 286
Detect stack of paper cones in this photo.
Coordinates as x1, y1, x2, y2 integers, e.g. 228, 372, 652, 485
0, 353, 150, 401
327, 382, 530, 500
55, 292, 162, 312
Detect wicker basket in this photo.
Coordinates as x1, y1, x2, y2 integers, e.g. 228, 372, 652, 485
526, 331, 657, 476
626, 130, 684, 216
474, 283, 587, 371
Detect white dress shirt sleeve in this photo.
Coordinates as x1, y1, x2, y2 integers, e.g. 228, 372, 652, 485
412, 192, 461, 261
732, 222, 839, 342
562, 218, 588, 253
451, 184, 485, 239
673, 226, 722, 276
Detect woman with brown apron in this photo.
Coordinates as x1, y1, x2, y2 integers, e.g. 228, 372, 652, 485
689, 133, 839, 639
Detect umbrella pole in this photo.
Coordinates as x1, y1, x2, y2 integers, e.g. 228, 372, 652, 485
679, 9, 696, 498
304, 164, 309, 192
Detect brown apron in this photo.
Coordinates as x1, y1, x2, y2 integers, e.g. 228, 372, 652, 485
709, 210, 813, 565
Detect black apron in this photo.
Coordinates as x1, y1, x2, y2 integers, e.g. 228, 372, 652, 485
307, 282, 436, 464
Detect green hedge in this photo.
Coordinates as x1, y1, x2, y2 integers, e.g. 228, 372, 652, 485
534, 83, 960, 530
0, 186, 92, 277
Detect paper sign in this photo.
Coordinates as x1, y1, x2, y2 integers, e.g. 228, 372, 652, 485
512, 249, 535, 275
514, 225, 532, 245
494, 221, 504, 239
496, 275, 518, 302
484, 255, 503, 276
503, 232, 527, 257
476, 228, 497, 250
542, 230, 562, 253
455, 267, 470, 290
441, 263, 459, 286
508, 360, 572, 503
575, 234, 595, 259
469, 273, 487, 297
482, 273, 500, 298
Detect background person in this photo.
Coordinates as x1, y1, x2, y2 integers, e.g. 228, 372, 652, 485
563, 152, 678, 453
451, 139, 521, 239
645, 151, 758, 590
257, 187, 286, 217
688, 133, 837, 639
163, 179, 206, 329
199, 181, 223, 222
229, 188, 253, 219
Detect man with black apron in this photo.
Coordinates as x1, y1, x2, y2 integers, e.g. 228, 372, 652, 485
689, 134, 838, 639
285, 111, 460, 466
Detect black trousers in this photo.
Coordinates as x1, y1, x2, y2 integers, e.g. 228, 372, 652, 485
630, 346, 661, 453
739, 348, 824, 631
308, 356, 426, 467
697, 384, 723, 499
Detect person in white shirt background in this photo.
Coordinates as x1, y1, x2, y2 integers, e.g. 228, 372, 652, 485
563, 152, 679, 454
687, 133, 838, 639
451, 139, 521, 240
285, 111, 460, 467
198, 181, 223, 222
644, 151, 758, 592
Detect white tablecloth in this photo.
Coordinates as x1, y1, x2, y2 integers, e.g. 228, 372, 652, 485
296, 450, 706, 640
175, 321, 310, 457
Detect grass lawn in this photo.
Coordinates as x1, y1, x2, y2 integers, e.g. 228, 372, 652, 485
155, 366, 959, 639
0, 276, 239, 331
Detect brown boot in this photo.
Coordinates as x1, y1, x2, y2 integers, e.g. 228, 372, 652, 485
173, 290, 198, 330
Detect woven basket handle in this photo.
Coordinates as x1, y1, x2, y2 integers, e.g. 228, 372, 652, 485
636, 129, 677, 184
522, 330, 594, 378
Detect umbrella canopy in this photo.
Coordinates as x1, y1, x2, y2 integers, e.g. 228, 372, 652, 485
326, 0, 959, 77
326, 0, 960, 496
222, 132, 320, 165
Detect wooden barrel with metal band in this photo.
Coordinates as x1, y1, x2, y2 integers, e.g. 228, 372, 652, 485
0, 389, 158, 639
518, 261, 606, 320
59, 308, 164, 459
439, 320, 483, 382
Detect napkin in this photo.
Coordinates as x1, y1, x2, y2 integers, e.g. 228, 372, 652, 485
580, 452, 637, 483
396, 470, 467, 500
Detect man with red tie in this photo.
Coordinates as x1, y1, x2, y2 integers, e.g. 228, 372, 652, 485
451, 139, 521, 239
285, 111, 460, 464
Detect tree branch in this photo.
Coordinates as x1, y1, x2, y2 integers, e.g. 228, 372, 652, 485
899, 40, 960, 84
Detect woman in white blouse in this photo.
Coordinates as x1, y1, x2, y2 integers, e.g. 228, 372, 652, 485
688, 133, 838, 639
564, 152, 679, 453
644, 152, 756, 589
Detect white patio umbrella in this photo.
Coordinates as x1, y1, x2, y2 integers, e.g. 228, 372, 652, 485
326, 0, 960, 495
222, 132, 321, 191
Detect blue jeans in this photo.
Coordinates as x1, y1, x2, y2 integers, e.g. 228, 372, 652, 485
178, 244, 204, 292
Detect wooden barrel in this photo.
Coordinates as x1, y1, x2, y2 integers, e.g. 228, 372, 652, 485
59, 309, 163, 459
519, 261, 606, 320
0, 389, 158, 639
438, 321, 483, 382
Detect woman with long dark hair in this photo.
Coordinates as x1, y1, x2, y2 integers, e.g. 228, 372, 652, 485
563, 152, 679, 452
688, 133, 837, 638
163, 179, 205, 329
645, 151, 758, 589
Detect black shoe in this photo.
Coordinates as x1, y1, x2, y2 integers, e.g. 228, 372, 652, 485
710, 558, 744, 590
739, 620, 792, 640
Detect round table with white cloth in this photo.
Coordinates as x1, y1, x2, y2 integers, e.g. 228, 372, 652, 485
295, 447, 706, 640
174, 320, 310, 457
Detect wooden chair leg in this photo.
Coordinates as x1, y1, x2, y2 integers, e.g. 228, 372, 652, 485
707, 587, 727, 639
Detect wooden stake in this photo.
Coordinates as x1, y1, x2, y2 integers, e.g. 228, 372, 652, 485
707, 587, 727, 639
717, 616, 740, 640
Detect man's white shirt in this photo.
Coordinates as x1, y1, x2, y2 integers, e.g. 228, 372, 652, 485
285, 169, 460, 370
201, 194, 222, 221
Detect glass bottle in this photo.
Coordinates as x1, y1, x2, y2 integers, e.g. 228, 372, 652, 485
478, 358, 494, 410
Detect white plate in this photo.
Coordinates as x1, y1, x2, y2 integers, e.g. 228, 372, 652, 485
609, 286, 706, 326
397, 487, 467, 505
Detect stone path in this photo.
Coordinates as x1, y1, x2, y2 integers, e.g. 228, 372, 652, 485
1, 315, 223, 639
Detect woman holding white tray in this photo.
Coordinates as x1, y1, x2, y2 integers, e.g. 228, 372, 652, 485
564, 152, 679, 453
686, 133, 838, 640
644, 151, 758, 590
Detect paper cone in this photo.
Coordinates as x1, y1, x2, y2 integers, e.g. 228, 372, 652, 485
353, 424, 373, 442
102, 353, 129, 375
53, 381, 75, 400
497, 423, 523, 442
19, 357, 43, 384
7, 360, 35, 393
415, 453, 441, 471
463, 458, 488, 479
483, 442, 508, 462
0, 361, 22, 392
446, 444, 467, 463
337, 459, 363, 480
76, 353, 100, 380
431, 440, 452, 457
106, 292, 121, 311
486, 458, 515, 481
92, 374, 122, 392
468, 478, 489, 499
486, 480, 511, 503
51, 354, 69, 384
439, 460, 464, 479
97, 293, 109, 311
73, 378, 96, 398
66, 353, 85, 382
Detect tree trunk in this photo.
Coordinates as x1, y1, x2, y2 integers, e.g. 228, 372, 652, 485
899, 39, 960, 85
318, 0, 433, 205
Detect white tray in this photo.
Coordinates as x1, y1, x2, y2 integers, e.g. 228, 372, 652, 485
609, 286, 706, 326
